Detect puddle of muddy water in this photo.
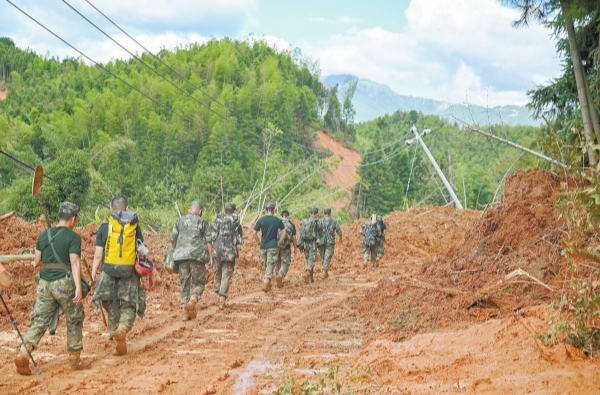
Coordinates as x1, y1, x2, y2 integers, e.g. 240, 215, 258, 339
234, 359, 279, 395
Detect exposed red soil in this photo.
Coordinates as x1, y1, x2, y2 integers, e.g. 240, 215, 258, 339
1, 168, 600, 394
314, 130, 360, 210
0, 88, 7, 101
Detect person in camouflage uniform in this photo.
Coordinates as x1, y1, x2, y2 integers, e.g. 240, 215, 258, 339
15, 202, 91, 375
92, 196, 154, 356
317, 208, 342, 278
375, 215, 386, 261
298, 207, 321, 284
360, 214, 382, 267
253, 202, 286, 292
210, 202, 243, 309
171, 200, 213, 321
274, 210, 297, 288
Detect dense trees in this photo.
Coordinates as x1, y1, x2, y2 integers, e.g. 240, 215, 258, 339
0, 38, 328, 228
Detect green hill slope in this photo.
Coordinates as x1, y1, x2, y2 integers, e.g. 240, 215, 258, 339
0, 37, 332, 228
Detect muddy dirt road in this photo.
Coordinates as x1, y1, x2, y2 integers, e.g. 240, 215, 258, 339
1, 198, 600, 394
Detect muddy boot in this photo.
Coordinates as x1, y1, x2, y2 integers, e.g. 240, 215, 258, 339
218, 296, 227, 310
68, 351, 92, 370
362, 259, 368, 267
186, 295, 199, 319
309, 271, 314, 283
323, 271, 329, 279
181, 307, 190, 321
262, 279, 271, 292
14, 345, 32, 375
303, 272, 310, 284
113, 324, 128, 355
275, 275, 283, 288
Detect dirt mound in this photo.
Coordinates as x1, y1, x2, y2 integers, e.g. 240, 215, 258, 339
0, 88, 7, 101
356, 168, 575, 342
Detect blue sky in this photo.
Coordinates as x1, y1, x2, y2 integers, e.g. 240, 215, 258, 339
1, 0, 561, 106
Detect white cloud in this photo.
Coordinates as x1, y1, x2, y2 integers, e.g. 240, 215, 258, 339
301, 0, 561, 106
337, 16, 358, 24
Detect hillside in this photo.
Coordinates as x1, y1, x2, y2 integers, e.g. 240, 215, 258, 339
323, 74, 540, 126
0, 37, 336, 227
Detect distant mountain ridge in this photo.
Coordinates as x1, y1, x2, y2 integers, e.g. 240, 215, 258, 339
322, 74, 540, 127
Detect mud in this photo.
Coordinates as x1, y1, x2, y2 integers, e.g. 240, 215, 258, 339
314, 130, 360, 210
0, 89, 7, 101
1, 169, 600, 394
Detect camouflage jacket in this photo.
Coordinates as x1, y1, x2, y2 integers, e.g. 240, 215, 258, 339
210, 213, 243, 261
171, 213, 211, 263
318, 216, 342, 246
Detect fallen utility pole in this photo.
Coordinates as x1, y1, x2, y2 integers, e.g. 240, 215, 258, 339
412, 126, 463, 209
463, 124, 567, 169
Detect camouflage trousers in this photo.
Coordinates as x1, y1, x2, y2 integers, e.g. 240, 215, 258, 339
24, 275, 84, 353
376, 236, 385, 259
317, 244, 335, 273
303, 241, 317, 273
275, 247, 292, 277
101, 299, 136, 338
92, 271, 146, 338
213, 259, 235, 298
363, 244, 377, 264
260, 248, 279, 280
178, 260, 206, 308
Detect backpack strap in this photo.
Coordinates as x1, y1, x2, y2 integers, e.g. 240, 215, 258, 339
42, 228, 71, 271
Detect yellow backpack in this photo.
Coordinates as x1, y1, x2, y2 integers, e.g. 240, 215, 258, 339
103, 211, 139, 278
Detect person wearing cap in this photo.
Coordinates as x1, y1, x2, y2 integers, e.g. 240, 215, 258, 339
15, 201, 91, 375
252, 202, 286, 292
274, 209, 298, 288
298, 207, 322, 284
210, 202, 243, 309
317, 208, 343, 278
170, 200, 213, 320
92, 195, 154, 355
0, 263, 13, 289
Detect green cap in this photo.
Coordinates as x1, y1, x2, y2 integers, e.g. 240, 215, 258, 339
324, 207, 331, 215
309, 207, 318, 214
265, 202, 276, 210
59, 201, 80, 216
224, 202, 236, 211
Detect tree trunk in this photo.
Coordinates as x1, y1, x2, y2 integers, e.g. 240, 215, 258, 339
561, 0, 597, 165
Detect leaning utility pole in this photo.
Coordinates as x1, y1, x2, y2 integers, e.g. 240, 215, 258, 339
411, 126, 463, 209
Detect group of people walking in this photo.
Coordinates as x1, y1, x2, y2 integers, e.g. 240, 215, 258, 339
11, 197, 385, 377
252, 204, 343, 291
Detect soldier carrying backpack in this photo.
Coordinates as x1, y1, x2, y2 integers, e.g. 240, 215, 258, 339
274, 210, 298, 288
360, 214, 382, 267
210, 202, 243, 309
317, 208, 343, 279
298, 207, 321, 284
92, 196, 155, 356
170, 200, 213, 321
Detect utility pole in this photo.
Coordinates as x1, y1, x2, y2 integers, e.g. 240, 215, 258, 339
412, 126, 463, 209
448, 154, 454, 208
463, 124, 567, 169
